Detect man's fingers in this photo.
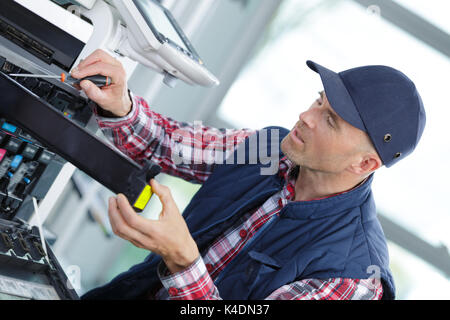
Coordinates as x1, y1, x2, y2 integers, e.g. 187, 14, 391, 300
130, 240, 145, 249
79, 80, 107, 103
72, 61, 124, 84
116, 194, 155, 233
71, 50, 129, 116
75, 49, 121, 70
74, 61, 124, 105
108, 197, 148, 244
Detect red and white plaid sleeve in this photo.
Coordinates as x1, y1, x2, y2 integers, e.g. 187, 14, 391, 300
156, 258, 383, 300
157, 257, 221, 300
266, 278, 383, 300
94, 93, 256, 184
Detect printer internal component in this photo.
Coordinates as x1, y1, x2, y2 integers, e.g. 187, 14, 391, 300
0, 218, 78, 300
0, 56, 93, 127
1, 0, 86, 71
0, 118, 61, 221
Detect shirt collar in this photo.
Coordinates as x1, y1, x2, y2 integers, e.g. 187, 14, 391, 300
277, 155, 372, 203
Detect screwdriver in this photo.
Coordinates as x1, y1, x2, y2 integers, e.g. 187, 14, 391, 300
8, 72, 112, 87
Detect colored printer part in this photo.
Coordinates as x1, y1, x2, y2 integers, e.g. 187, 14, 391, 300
0, 116, 62, 219
0, 149, 5, 162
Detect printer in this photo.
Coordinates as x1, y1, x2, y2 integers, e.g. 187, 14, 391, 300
0, 0, 218, 300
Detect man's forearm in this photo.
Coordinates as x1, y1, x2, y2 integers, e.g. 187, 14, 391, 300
95, 93, 257, 184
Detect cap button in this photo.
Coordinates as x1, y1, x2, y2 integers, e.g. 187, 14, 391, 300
394, 152, 402, 159
384, 134, 392, 142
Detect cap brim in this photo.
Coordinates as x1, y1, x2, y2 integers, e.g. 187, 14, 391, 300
306, 60, 367, 132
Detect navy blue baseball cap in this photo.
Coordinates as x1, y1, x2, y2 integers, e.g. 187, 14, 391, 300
306, 60, 426, 167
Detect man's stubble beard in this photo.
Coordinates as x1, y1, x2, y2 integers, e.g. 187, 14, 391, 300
281, 135, 331, 174
281, 135, 303, 167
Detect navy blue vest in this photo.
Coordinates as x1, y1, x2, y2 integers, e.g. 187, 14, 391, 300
82, 127, 396, 300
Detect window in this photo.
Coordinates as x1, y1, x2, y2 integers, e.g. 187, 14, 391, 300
393, 0, 450, 34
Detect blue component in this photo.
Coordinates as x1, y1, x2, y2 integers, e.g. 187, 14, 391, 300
2, 122, 17, 133
10, 155, 23, 170
19, 137, 33, 144
23, 177, 31, 184
7, 172, 13, 178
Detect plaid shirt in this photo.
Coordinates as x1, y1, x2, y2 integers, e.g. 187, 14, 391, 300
95, 93, 383, 300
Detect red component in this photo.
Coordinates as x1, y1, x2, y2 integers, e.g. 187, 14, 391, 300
0, 149, 6, 162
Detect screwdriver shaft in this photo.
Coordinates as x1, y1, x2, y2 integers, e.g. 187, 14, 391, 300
8, 73, 112, 87
9, 74, 60, 78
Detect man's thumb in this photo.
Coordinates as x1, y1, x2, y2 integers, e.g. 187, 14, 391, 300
150, 179, 172, 207
80, 80, 104, 103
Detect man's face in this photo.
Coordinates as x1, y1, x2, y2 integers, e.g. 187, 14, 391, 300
281, 91, 369, 174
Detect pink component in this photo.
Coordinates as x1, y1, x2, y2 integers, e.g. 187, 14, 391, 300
0, 149, 6, 162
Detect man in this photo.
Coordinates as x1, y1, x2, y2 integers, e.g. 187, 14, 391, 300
74, 50, 425, 300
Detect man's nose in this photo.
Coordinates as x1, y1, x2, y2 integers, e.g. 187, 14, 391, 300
299, 110, 315, 129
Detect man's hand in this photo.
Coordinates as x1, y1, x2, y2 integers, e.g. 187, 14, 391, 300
108, 179, 200, 274
71, 49, 132, 117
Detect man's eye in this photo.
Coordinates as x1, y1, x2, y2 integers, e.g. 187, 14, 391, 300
317, 91, 324, 104
327, 116, 334, 128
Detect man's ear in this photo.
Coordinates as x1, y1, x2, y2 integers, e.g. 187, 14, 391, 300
348, 153, 382, 175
